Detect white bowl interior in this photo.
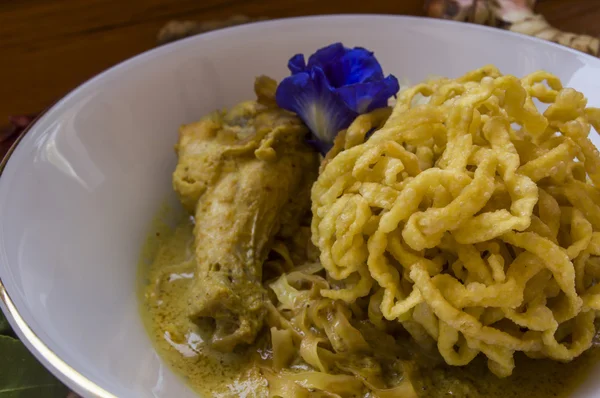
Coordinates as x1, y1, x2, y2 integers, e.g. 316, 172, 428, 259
2, 15, 600, 398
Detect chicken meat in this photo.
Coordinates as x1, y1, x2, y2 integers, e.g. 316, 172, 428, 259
172, 76, 319, 351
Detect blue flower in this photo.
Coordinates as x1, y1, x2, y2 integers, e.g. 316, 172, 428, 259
275, 43, 399, 154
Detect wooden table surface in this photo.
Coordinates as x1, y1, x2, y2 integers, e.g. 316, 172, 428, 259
1, 0, 599, 132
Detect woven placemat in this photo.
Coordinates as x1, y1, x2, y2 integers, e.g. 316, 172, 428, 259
156, 14, 268, 45
425, 0, 599, 56
157, 2, 599, 56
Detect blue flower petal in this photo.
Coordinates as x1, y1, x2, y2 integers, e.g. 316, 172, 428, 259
288, 54, 306, 74
308, 67, 358, 141
336, 75, 400, 114
275, 71, 313, 114
327, 48, 385, 87
306, 42, 346, 70
276, 42, 400, 154
275, 67, 357, 154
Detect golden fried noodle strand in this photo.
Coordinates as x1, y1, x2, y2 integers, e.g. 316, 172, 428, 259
312, 65, 600, 377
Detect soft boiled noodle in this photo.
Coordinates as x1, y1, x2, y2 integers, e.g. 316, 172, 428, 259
311, 65, 600, 377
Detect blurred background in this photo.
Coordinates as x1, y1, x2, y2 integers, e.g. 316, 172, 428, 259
1, 0, 599, 129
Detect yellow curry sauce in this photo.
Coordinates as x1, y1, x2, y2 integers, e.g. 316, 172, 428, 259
139, 216, 267, 397
139, 217, 600, 398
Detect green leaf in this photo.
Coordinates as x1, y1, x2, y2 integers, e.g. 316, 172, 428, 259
0, 335, 69, 397
0, 310, 12, 336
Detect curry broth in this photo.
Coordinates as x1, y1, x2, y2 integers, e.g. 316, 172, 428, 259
139, 218, 600, 398
140, 217, 267, 397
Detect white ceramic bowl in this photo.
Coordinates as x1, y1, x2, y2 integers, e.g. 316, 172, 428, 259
2, 15, 600, 398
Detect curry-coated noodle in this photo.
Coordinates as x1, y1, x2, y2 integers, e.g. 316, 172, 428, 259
311, 65, 600, 378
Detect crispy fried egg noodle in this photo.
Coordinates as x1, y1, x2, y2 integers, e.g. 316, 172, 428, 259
311, 66, 600, 377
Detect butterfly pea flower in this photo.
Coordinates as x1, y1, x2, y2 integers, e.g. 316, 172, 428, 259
275, 42, 400, 154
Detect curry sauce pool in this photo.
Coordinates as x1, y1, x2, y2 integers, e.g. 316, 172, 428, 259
139, 218, 600, 398
140, 218, 267, 397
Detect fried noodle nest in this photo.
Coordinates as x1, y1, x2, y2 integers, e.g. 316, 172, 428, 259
311, 65, 600, 378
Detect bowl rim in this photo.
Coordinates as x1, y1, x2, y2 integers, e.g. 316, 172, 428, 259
0, 109, 117, 397
2, 13, 600, 398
